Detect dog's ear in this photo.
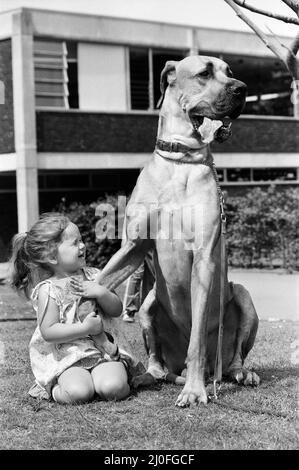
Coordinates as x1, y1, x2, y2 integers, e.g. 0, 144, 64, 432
157, 60, 178, 108
160, 60, 178, 93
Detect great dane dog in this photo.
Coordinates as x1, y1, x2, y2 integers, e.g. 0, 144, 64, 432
97, 55, 260, 407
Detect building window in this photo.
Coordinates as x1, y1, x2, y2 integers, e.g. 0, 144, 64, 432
218, 167, 298, 185
253, 168, 297, 182
227, 168, 251, 182
129, 48, 149, 110
37, 170, 140, 212
34, 39, 78, 109
66, 42, 79, 109
0, 172, 16, 193
215, 53, 293, 116
129, 47, 187, 111
215, 169, 224, 182
39, 172, 90, 190
152, 50, 186, 108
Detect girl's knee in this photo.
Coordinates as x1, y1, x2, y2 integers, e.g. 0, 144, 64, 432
53, 377, 95, 404
97, 377, 130, 401
54, 382, 94, 404
93, 368, 130, 400
91, 362, 130, 401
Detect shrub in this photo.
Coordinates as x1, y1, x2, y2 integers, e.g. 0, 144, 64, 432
58, 185, 299, 271
225, 185, 299, 271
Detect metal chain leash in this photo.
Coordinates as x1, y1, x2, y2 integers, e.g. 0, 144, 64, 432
211, 161, 227, 234
210, 160, 227, 399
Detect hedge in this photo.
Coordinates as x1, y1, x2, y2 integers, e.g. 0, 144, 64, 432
58, 185, 299, 272
225, 185, 299, 271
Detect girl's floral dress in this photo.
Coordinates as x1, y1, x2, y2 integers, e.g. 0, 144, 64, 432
28, 267, 144, 399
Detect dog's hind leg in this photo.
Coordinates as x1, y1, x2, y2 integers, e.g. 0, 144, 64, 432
225, 283, 260, 386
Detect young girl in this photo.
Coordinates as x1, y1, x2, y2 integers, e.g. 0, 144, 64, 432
10, 212, 132, 404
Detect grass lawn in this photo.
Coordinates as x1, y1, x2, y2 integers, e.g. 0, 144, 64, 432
0, 284, 298, 450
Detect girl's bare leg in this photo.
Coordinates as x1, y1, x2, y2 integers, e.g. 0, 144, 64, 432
91, 362, 130, 401
52, 367, 95, 404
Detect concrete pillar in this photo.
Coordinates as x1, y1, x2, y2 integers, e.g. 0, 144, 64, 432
291, 79, 299, 117
12, 10, 38, 233
188, 28, 198, 56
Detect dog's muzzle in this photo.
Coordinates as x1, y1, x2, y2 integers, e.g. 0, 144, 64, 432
188, 79, 247, 142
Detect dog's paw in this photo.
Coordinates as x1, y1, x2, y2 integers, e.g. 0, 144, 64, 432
147, 364, 166, 380
131, 372, 156, 389
243, 371, 260, 386
230, 369, 260, 387
175, 386, 208, 408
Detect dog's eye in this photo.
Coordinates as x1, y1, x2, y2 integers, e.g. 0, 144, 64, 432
197, 70, 209, 78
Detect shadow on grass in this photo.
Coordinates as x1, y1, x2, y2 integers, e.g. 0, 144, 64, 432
257, 367, 298, 381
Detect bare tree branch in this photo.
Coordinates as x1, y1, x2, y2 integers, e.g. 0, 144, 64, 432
225, 0, 299, 115
281, 0, 299, 16
232, 0, 299, 25
265, 26, 299, 79
286, 32, 299, 79
224, 0, 288, 63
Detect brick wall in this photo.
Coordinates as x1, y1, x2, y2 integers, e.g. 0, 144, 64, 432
0, 40, 14, 154
37, 112, 157, 153
36, 111, 299, 153
212, 118, 299, 153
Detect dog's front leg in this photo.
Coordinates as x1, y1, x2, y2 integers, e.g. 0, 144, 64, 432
97, 238, 152, 291
175, 253, 215, 407
96, 202, 154, 291
131, 284, 166, 388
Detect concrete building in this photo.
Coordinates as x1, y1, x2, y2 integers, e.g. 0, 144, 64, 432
0, 7, 298, 259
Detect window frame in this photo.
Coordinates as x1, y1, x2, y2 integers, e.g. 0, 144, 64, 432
34, 40, 69, 109
129, 46, 188, 112
218, 167, 299, 186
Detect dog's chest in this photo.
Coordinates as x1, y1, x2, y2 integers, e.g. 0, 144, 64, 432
157, 164, 210, 208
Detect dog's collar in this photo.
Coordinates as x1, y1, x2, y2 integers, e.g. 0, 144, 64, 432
156, 139, 194, 154
155, 139, 212, 166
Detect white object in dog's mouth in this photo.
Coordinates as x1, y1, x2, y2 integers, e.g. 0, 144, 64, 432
191, 115, 232, 144
196, 117, 223, 144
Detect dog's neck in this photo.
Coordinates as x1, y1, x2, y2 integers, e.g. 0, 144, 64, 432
157, 88, 208, 153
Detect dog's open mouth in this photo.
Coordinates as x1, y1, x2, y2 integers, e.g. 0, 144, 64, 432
189, 114, 204, 131
190, 114, 232, 144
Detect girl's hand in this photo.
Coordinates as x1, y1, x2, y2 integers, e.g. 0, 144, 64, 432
82, 311, 103, 336
70, 278, 104, 299
71, 277, 122, 318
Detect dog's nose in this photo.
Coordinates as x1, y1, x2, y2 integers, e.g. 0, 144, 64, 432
231, 80, 247, 96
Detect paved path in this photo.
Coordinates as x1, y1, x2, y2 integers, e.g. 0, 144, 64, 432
0, 263, 298, 321
229, 269, 299, 321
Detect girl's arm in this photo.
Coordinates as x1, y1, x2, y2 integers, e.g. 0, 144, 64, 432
95, 286, 123, 318
38, 284, 103, 343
